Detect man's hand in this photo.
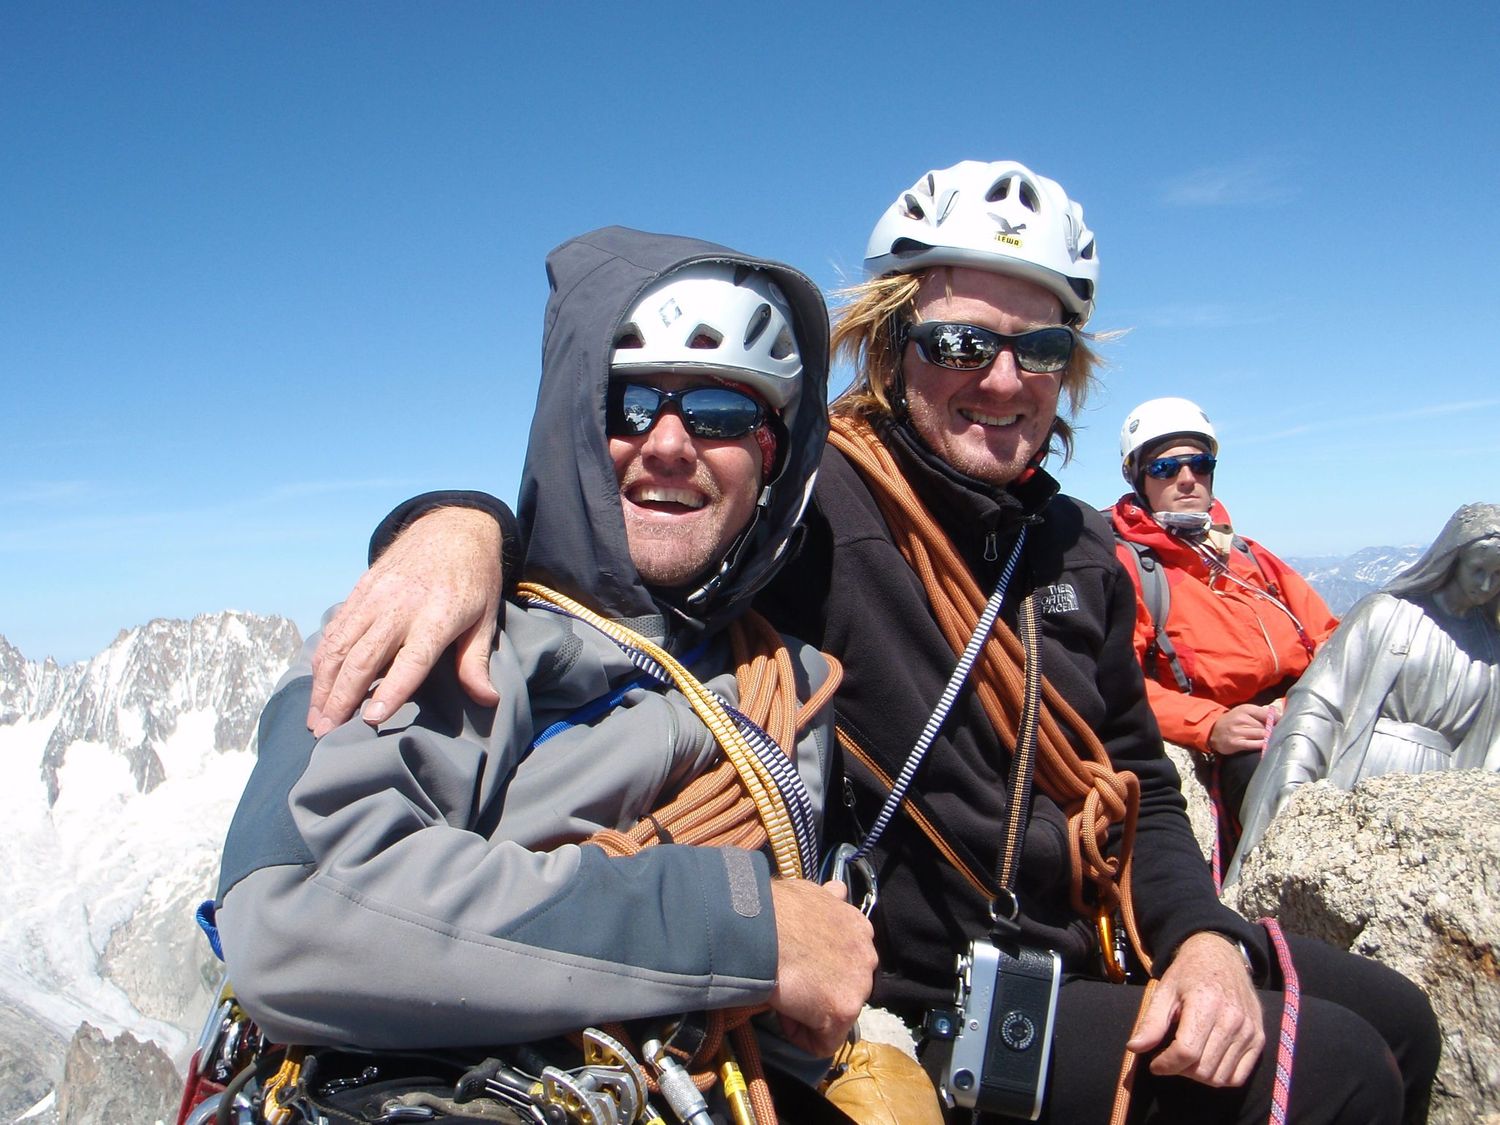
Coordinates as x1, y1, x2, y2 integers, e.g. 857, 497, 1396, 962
1208, 704, 1274, 756
1127, 931, 1265, 1087
307, 507, 506, 736
768, 878, 878, 1058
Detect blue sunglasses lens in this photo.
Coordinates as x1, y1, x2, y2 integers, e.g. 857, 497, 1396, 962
1145, 453, 1217, 479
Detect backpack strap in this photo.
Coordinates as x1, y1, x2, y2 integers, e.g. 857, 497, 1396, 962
1116, 536, 1193, 694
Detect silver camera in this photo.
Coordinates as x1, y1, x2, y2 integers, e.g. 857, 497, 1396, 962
941, 939, 1061, 1120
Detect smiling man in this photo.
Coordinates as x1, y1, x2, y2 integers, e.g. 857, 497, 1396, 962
211, 228, 876, 1122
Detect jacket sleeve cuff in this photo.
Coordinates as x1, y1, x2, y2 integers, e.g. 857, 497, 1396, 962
367, 490, 526, 602
534, 844, 780, 997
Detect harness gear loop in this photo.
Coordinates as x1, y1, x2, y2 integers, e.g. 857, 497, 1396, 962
828, 416, 1151, 971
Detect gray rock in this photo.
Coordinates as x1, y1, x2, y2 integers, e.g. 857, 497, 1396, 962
1164, 743, 1217, 862
0, 998, 67, 1120
1224, 770, 1500, 1125
55, 1022, 179, 1125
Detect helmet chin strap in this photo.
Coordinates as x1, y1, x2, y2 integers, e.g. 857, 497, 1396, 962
683, 491, 771, 613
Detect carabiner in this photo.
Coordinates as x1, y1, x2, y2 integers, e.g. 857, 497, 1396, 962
821, 842, 878, 916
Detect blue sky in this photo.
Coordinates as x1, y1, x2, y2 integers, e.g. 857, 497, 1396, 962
4, 1, 1498, 664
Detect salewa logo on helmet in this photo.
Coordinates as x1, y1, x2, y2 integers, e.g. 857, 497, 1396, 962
989, 214, 1026, 248
1037, 583, 1080, 615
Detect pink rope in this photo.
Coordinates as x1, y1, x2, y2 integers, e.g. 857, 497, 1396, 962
1261, 918, 1300, 1125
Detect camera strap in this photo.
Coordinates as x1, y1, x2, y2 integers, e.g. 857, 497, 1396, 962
988, 589, 1045, 941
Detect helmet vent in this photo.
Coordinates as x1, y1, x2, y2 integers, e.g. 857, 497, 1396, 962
889, 237, 931, 259
614, 325, 644, 350
744, 303, 772, 348
769, 325, 795, 361
900, 192, 925, 220
688, 326, 723, 349
935, 190, 957, 225
986, 178, 1011, 203
1079, 236, 1096, 261
732, 263, 754, 286
1019, 181, 1040, 212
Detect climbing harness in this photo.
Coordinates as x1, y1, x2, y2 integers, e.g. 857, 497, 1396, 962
176, 1010, 749, 1124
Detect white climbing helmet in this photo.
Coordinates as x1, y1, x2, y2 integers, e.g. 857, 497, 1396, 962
1119, 397, 1219, 484
864, 159, 1100, 325
611, 261, 803, 409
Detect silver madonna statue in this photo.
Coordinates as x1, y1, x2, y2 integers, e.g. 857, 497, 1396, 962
1229, 502, 1500, 881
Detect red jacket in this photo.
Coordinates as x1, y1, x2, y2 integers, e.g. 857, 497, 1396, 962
1109, 494, 1339, 753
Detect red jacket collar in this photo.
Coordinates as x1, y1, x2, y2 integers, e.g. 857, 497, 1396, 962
1109, 493, 1234, 557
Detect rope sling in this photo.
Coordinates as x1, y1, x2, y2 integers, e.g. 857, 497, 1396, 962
517, 581, 844, 1125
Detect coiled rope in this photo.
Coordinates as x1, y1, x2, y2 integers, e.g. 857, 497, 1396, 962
828, 416, 1150, 968
517, 581, 843, 1125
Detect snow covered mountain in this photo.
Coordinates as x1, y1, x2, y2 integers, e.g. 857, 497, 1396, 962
0, 612, 301, 1122
1286, 544, 1428, 615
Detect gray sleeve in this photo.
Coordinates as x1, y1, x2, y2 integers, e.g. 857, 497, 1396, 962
215, 631, 779, 1049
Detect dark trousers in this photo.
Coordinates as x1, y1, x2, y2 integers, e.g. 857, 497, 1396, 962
952, 934, 1439, 1125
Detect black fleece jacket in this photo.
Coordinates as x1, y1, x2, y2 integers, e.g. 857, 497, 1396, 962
757, 420, 1263, 1019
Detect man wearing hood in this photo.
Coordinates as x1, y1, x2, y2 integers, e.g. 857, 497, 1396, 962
212, 228, 877, 1115
1109, 397, 1339, 850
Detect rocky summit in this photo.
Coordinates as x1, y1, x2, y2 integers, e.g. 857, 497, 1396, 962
1224, 768, 1500, 1125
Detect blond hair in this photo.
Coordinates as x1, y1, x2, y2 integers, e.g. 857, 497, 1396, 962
829, 270, 1102, 463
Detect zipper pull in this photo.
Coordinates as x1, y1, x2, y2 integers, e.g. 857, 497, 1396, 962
983, 531, 998, 562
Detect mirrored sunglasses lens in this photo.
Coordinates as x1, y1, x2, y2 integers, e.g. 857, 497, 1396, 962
613, 385, 662, 435
1014, 328, 1075, 373
930, 324, 999, 370
681, 388, 762, 438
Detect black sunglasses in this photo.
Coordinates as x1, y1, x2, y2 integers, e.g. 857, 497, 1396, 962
902, 321, 1076, 375
606, 382, 766, 440
1144, 452, 1218, 479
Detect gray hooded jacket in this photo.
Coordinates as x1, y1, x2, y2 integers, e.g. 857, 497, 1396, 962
215, 228, 833, 1049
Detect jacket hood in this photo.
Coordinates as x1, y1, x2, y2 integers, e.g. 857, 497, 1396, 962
517, 226, 830, 646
